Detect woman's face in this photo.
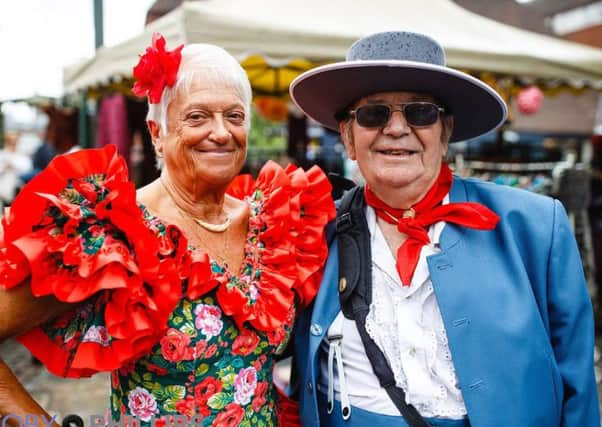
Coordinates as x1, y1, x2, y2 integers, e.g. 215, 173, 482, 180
340, 91, 449, 201
152, 79, 247, 194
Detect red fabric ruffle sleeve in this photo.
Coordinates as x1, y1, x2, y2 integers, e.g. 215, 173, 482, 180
222, 161, 335, 332
0, 145, 183, 378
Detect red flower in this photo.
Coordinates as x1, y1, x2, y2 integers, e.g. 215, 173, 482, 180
132, 33, 184, 104
63, 331, 82, 351
194, 377, 223, 405
175, 396, 195, 417
197, 404, 211, 417
118, 361, 136, 376
52, 312, 73, 329
266, 327, 287, 347
111, 371, 120, 389
252, 381, 268, 412
159, 328, 192, 362
231, 330, 260, 356
212, 403, 244, 427
195, 340, 207, 356
146, 363, 168, 376
204, 343, 218, 358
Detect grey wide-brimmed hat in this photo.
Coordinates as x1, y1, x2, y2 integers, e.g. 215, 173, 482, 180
290, 31, 507, 142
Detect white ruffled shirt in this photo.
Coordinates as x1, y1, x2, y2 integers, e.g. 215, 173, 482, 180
318, 203, 467, 418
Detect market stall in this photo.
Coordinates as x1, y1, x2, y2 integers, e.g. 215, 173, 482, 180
64, 0, 602, 96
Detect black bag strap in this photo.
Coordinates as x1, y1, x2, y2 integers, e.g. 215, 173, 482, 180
336, 187, 430, 427
354, 309, 430, 427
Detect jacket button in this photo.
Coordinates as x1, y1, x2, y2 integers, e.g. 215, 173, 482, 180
307, 382, 313, 393
339, 277, 347, 292
310, 324, 323, 336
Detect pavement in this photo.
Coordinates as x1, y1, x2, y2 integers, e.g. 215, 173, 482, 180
1, 337, 602, 425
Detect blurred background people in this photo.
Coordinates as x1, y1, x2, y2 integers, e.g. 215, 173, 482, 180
0, 131, 32, 206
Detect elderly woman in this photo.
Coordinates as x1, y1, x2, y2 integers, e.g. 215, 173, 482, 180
0, 34, 334, 425
289, 31, 599, 427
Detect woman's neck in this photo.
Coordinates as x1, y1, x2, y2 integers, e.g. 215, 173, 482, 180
160, 173, 229, 223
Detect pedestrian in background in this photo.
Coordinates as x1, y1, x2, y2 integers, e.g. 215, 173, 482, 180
0, 131, 32, 206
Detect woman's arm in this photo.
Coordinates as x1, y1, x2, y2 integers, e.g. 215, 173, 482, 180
0, 281, 73, 427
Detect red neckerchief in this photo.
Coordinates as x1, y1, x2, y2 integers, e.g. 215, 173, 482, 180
364, 163, 499, 286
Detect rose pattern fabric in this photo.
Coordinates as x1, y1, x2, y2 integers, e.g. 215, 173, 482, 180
194, 304, 224, 338
234, 367, 258, 405
82, 325, 110, 346
0, 147, 335, 426
128, 387, 159, 422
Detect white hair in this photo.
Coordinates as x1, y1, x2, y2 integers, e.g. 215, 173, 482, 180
146, 44, 252, 135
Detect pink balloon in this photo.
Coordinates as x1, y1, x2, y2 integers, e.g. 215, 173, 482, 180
517, 86, 544, 115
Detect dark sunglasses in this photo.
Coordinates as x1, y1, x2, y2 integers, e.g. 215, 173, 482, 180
348, 102, 446, 128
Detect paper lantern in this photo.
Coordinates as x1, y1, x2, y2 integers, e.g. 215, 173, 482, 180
517, 86, 543, 115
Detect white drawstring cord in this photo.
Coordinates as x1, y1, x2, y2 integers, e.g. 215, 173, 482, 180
326, 315, 351, 420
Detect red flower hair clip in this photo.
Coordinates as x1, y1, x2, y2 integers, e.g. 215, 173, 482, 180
132, 33, 184, 104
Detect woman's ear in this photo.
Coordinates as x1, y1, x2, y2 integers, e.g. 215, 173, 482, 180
147, 121, 164, 158
147, 120, 161, 141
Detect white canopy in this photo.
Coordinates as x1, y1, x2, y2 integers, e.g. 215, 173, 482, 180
64, 0, 602, 94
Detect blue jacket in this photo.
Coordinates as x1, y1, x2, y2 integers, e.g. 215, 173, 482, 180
292, 176, 599, 427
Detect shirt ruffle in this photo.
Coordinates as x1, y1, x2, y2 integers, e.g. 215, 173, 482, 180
0, 145, 183, 378
0, 147, 334, 378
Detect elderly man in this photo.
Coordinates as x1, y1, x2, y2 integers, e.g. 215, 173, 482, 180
288, 31, 599, 427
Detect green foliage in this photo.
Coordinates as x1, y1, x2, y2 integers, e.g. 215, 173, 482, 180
195, 363, 209, 376
207, 392, 232, 410
247, 106, 286, 165
181, 321, 197, 336
182, 300, 193, 321
161, 385, 186, 411
220, 372, 237, 390
248, 106, 286, 148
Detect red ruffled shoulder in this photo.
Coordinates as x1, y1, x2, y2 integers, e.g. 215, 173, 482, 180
219, 161, 335, 331
0, 145, 183, 378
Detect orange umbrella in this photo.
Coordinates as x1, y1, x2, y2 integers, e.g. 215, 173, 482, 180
241, 55, 316, 98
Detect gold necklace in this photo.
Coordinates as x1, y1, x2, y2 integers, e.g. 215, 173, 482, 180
193, 215, 231, 233
188, 217, 230, 267
159, 178, 230, 265
159, 177, 231, 233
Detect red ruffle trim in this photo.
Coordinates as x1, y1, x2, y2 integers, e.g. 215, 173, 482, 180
0, 150, 334, 377
0, 145, 183, 378
216, 161, 335, 332
275, 383, 302, 427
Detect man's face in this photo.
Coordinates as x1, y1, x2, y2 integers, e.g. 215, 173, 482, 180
340, 91, 450, 200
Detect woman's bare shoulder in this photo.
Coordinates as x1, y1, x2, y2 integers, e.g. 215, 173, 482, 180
136, 179, 160, 205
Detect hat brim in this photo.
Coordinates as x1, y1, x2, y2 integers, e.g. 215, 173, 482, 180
290, 60, 508, 142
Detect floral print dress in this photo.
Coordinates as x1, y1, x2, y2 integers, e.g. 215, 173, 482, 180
0, 145, 335, 426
